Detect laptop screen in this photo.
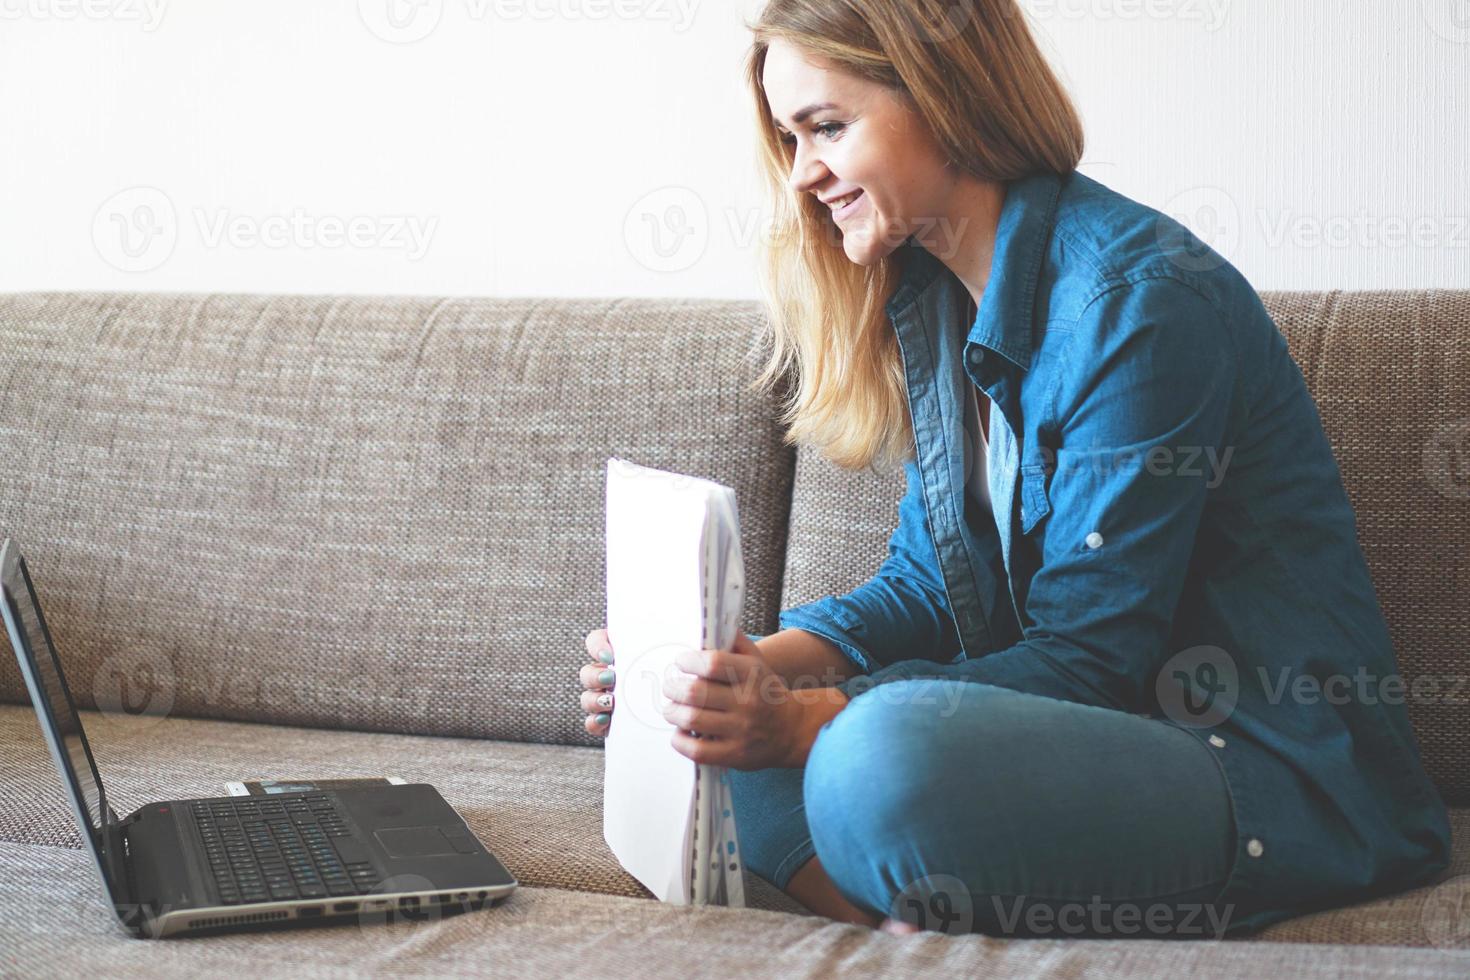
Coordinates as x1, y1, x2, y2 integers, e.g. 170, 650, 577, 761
0, 539, 113, 887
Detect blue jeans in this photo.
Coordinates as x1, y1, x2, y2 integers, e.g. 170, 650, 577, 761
729, 678, 1238, 938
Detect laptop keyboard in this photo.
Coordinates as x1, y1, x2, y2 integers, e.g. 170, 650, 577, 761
191, 795, 383, 906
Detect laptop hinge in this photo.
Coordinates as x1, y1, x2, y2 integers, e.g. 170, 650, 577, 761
107, 810, 152, 934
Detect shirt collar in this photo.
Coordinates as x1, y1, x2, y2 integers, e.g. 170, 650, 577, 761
883, 171, 1064, 374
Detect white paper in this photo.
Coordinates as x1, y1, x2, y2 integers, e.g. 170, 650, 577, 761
602, 457, 746, 906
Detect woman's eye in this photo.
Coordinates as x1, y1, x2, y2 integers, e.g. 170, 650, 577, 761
778, 122, 845, 146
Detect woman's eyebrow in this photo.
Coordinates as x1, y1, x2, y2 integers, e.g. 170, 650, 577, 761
774, 101, 840, 130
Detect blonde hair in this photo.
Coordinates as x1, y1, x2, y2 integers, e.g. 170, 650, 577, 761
744, 0, 1084, 471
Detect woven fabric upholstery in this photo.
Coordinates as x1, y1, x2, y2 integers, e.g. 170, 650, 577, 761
1257, 291, 1470, 802
779, 290, 1470, 803
5, 843, 1468, 978
0, 703, 802, 915
0, 293, 796, 746
4, 704, 1468, 951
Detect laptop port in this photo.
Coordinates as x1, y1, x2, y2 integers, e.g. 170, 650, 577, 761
332, 902, 359, 913
297, 906, 323, 918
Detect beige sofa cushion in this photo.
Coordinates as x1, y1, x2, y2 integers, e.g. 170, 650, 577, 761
0, 704, 801, 913
5, 841, 1467, 978
780, 290, 1470, 803
0, 293, 796, 747
3, 704, 1468, 950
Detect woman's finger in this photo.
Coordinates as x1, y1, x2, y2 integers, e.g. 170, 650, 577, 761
584, 712, 611, 736
661, 701, 736, 737
581, 689, 615, 714
672, 646, 756, 685
662, 671, 736, 711
584, 628, 615, 665
579, 661, 616, 691
670, 729, 732, 766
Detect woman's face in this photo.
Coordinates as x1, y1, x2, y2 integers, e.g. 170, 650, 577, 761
763, 39, 958, 266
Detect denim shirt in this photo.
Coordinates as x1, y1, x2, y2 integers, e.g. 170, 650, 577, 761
778, 171, 1452, 934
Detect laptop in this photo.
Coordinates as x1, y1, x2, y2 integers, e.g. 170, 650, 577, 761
0, 536, 518, 938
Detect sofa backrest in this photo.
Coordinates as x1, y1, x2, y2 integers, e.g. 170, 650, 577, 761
780, 290, 1470, 804
0, 293, 795, 747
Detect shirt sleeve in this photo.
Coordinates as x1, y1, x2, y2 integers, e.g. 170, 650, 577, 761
841, 277, 1238, 712
777, 454, 963, 675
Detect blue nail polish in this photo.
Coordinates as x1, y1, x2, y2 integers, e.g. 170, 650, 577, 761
597, 669, 615, 686
594, 712, 610, 726
596, 649, 615, 664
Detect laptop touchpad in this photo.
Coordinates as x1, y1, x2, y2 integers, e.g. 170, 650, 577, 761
374, 826, 458, 858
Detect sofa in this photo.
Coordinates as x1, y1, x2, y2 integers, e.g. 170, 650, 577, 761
0, 290, 1466, 978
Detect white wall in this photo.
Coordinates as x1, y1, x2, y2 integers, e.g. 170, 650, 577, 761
0, 1, 1465, 298
1035, 0, 1470, 292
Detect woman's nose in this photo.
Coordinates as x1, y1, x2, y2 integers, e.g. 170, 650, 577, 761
787, 143, 826, 195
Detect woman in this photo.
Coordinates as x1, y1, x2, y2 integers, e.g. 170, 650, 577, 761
580, 0, 1451, 938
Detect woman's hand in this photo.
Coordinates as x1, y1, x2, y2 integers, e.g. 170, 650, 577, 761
662, 632, 848, 770
580, 627, 617, 737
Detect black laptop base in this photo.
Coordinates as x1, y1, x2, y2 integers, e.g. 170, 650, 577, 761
118, 783, 516, 938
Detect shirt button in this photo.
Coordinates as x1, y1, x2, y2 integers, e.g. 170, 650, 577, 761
1246, 838, 1264, 858
967, 348, 984, 366
1085, 531, 1104, 549
1208, 734, 1226, 748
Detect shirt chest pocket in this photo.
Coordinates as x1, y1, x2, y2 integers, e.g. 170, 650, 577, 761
1019, 462, 1052, 535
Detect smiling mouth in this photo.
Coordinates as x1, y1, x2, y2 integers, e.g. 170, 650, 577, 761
832, 190, 864, 219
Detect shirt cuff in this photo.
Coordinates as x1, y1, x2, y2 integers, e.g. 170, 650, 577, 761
776, 604, 879, 676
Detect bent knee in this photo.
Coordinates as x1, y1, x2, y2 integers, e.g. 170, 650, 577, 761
812, 677, 984, 758
803, 680, 973, 839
